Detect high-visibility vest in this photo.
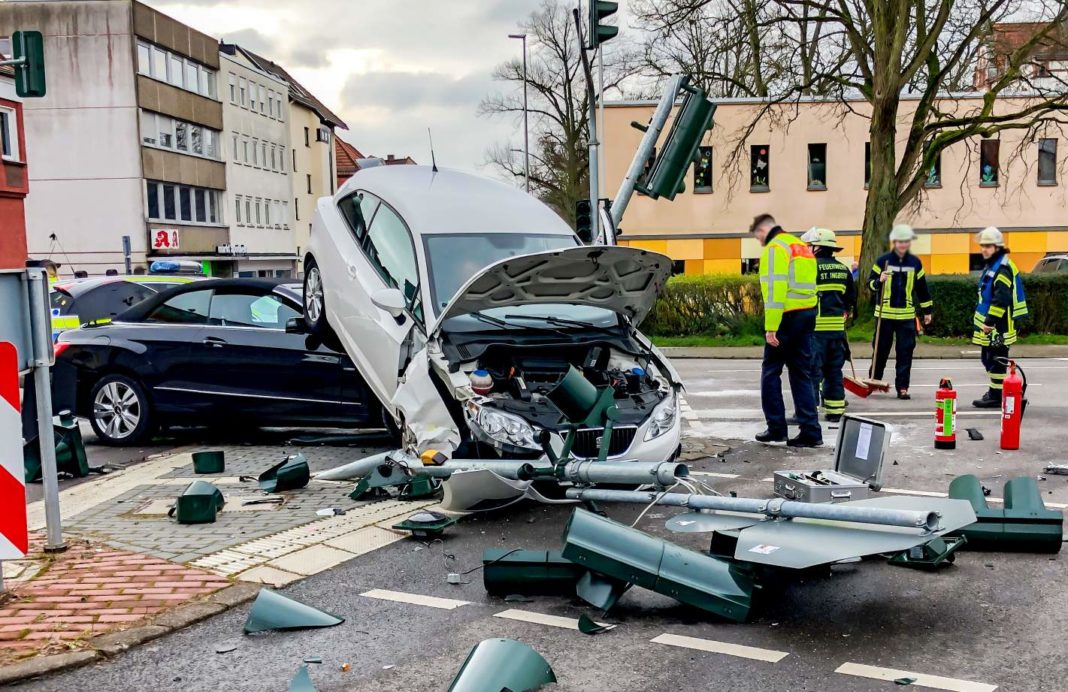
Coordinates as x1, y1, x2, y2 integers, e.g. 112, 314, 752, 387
973, 254, 1027, 346
760, 231, 818, 331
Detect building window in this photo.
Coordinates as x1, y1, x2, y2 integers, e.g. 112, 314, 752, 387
255, 199, 262, 225
924, 149, 942, 188
304, 127, 310, 147
151, 46, 167, 79
249, 81, 257, 111
270, 145, 277, 171
693, 146, 713, 193
807, 143, 827, 190
741, 258, 760, 275
137, 43, 150, 74
279, 146, 286, 173
229, 74, 237, 103
137, 41, 218, 99
267, 91, 274, 117
235, 195, 243, 224
0, 109, 14, 160
146, 181, 160, 219
168, 54, 183, 87
316, 126, 330, 143
232, 133, 239, 161
259, 85, 267, 114
282, 201, 289, 227
261, 142, 267, 168
245, 198, 251, 224
306, 174, 312, 194
750, 145, 770, 191
1038, 138, 1057, 185
140, 110, 221, 160
864, 142, 871, 187
980, 139, 999, 186
242, 138, 249, 164
292, 148, 298, 171
147, 181, 221, 225
295, 197, 300, 221
264, 199, 271, 226
175, 121, 188, 152
252, 139, 259, 167
239, 78, 247, 107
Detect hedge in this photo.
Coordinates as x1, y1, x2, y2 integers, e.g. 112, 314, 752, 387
643, 272, 1068, 338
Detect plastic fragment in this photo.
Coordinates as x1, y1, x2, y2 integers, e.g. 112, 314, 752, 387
214, 643, 238, 654
894, 677, 917, 686
289, 664, 317, 692
303, 656, 322, 664
243, 588, 345, 634
339, 663, 351, 673
578, 613, 616, 635
504, 594, 533, 603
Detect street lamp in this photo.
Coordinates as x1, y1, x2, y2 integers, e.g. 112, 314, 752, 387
508, 32, 530, 194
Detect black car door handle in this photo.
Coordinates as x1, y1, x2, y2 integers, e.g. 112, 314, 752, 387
203, 336, 227, 347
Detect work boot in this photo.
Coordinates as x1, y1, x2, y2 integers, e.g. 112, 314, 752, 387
824, 413, 843, 423
972, 391, 1002, 409
787, 434, 823, 448
755, 429, 788, 443
897, 389, 911, 400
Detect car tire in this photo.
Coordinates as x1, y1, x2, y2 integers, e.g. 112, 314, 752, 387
303, 257, 332, 337
88, 373, 154, 446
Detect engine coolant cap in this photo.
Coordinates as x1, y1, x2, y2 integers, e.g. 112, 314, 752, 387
470, 369, 494, 395
631, 367, 646, 377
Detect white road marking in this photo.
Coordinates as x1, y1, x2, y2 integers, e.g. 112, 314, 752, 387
651, 633, 789, 663
686, 408, 1000, 420
493, 608, 608, 630
835, 662, 997, 691
690, 471, 740, 479
360, 589, 470, 610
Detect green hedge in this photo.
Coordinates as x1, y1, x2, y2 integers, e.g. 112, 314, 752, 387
643, 272, 1068, 338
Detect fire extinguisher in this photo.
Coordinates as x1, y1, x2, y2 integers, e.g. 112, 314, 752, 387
1000, 360, 1027, 450
935, 378, 957, 450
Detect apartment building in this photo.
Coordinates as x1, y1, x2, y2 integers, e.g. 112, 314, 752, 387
1, 0, 228, 276
605, 95, 1067, 275
0, 64, 27, 269
219, 45, 295, 277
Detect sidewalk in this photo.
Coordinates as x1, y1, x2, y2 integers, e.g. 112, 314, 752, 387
661, 343, 1068, 359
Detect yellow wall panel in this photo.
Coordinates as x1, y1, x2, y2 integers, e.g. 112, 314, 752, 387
704, 259, 740, 274
1005, 232, 1046, 253
1045, 231, 1068, 252
930, 254, 967, 275
704, 237, 741, 259
629, 239, 668, 254
930, 233, 967, 255
968, 234, 981, 254
666, 238, 705, 260
1011, 252, 1045, 272
740, 237, 762, 259
684, 259, 705, 275
911, 233, 933, 255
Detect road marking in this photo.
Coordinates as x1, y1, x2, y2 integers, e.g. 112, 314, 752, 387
360, 589, 470, 610
687, 408, 1000, 420
835, 662, 997, 691
690, 471, 740, 479
493, 608, 608, 630
651, 633, 789, 663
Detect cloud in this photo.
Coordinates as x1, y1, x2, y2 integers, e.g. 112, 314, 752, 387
340, 71, 492, 111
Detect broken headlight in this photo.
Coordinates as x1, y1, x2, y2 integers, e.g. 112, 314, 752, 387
466, 401, 541, 452
644, 389, 678, 441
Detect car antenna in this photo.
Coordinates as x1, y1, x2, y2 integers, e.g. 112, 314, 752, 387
427, 128, 438, 173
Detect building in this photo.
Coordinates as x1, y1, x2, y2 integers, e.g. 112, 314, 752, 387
0, 63, 28, 269
335, 137, 416, 189
232, 50, 347, 275
1, 0, 228, 277
218, 44, 295, 277
975, 21, 1068, 91
604, 95, 1067, 275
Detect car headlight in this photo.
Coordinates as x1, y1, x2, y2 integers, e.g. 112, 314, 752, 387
644, 389, 679, 441
466, 401, 541, 451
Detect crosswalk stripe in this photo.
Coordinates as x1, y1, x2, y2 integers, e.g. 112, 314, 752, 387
493, 608, 607, 630
835, 662, 997, 691
651, 633, 788, 663
359, 589, 470, 610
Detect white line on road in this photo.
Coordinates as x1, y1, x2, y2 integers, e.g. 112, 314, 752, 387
835, 662, 997, 691
493, 608, 608, 630
687, 408, 1000, 420
651, 633, 789, 663
360, 589, 470, 610
690, 471, 741, 479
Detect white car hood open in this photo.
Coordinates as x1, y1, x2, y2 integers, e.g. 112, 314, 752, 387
430, 245, 672, 334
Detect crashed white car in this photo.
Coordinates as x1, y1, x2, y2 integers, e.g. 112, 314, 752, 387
302, 166, 681, 461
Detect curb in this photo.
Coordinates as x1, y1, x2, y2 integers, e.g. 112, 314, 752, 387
0, 582, 261, 686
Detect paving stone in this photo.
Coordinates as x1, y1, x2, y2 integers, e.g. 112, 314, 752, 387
266, 544, 355, 576
235, 565, 303, 587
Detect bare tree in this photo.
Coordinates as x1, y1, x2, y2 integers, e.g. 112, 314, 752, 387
636, 0, 1068, 305
480, 0, 640, 223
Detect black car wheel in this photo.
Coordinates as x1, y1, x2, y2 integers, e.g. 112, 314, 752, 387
303, 258, 329, 335
89, 373, 153, 446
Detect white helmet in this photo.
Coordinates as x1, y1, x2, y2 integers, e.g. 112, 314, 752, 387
800, 227, 820, 243
889, 224, 916, 242
977, 226, 1005, 247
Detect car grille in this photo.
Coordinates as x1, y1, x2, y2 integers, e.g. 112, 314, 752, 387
571, 426, 637, 458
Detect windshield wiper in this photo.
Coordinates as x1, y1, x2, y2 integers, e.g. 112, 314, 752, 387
503, 313, 621, 335
467, 311, 570, 338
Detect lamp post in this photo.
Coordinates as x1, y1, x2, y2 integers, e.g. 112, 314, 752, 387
508, 32, 530, 193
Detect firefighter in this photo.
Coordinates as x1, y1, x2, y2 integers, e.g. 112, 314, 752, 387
749, 214, 822, 447
867, 224, 934, 399
808, 229, 856, 422
972, 227, 1028, 408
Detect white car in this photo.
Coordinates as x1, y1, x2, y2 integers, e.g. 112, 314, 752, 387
303, 166, 682, 462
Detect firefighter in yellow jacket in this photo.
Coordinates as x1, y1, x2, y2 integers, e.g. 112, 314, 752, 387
972, 227, 1028, 408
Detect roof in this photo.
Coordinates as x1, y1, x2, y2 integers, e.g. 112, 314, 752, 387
989, 21, 1068, 63
220, 43, 348, 129
0, 64, 13, 79
51, 275, 200, 297
336, 166, 574, 238
335, 137, 366, 180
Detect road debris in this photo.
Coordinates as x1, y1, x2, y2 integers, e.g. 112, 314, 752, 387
192, 450, 225, 474
578, 613, 616, 635
168, 480, 224, 524
243, 588, 345, 634
259, 453, 310, 493
288, 664, 316, 692
448, 638, 556, 692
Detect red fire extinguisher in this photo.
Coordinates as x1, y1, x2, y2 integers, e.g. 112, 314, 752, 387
935, 378, 957, 450
1001, 360, 1026, 450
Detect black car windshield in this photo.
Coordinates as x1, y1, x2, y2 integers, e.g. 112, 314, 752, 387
423, 232, 578, 313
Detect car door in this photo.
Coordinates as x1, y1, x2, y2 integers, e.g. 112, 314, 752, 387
332, 193, 421, 408
135, 287, 213, 413
192, 287, 344, 423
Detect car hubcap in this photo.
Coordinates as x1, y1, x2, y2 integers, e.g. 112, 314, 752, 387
93, 382, 140, 440
306, 268, 323, 322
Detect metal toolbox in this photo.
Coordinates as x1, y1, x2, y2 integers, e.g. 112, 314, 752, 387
773, 415, 891, 503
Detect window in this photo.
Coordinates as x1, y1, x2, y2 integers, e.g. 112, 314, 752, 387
255, 199, 262, 225
175, 121, 188, 152
242, 137, 249, 164
194, 188, 207, 223
209, 192, 217, 223
232, 133, 239, 161
190, 125, 203, 155
0, 110, 11, 160
137, 42, 217, 98
252, 139, 259, 167
235, 195, 243, 224
208, 291, 298, 329
693, 146, 713, 193
1038, 138, 1057, 185
306, 174, 312, 194
270, 145, 276, 171
239, 78, 247, 107
295, 197, 300, 221
141, 110, 220, 159
925, 149, 942, 188
864, 142, 871, 187
279, 146, 286, 173
229, 74, 237, 103
137, 43, 150, 74
151, 46, 167, 79
267, 91, 274, 117
163, 184, 176, 219
168, 54, 183, 87
245, 198, 251, 224
259, 85, 267, 114
282, 201, 289, 227
184, 61, 198, 93
338, 191, 379, 242
364, 204, 419, 300
146, 181, 222, 225
807, 143, 827, 190
146, 290, 211, 325
304, 127, 310, 147
261, 142, 267, 168
292, 148, 298, 171
316, 126, 330, 142
750, 145, 770, 191
264, 199, 271, 226
140, 110, 156, 146
146, 181, 160, 219
179, 187, 192, 221
741, 258, 760, 275
980, 139, 999, 186
272, 200, 281, 226
249, 81, 257, 110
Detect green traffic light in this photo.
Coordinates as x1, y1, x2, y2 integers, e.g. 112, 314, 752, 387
13, 30, 46, 98
589, 0, 619, 49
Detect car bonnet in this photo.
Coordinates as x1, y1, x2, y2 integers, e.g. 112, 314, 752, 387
430, 245, 672, 334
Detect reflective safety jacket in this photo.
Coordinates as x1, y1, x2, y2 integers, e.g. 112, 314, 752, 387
815, 255, 856, 333
867, 251, 933, 320
973, 251, 1027, 346
760, 228, 818, 331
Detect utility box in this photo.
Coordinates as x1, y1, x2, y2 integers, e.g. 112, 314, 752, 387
774, 415, 890, 503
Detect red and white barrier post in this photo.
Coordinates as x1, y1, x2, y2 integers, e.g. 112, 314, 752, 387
0, 341, 28, 592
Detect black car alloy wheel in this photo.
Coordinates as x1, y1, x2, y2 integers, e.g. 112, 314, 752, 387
89, 373, 153, 445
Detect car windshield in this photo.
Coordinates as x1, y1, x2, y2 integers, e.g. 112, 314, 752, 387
444, 303, 620, 333
423, 232, 578, 313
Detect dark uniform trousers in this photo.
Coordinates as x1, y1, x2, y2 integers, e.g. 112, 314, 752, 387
811, 332, 847, 415
872, 319, 917, 391
761, 308, 821, 440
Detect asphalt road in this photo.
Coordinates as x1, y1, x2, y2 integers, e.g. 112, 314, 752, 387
14, 357, 1068, 691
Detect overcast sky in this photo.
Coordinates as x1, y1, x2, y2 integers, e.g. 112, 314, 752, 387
145, 0, 613, 176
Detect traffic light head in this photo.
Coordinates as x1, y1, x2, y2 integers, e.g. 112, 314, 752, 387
575, 198, 593, 243
588, 1, 619, 50
13, 30, 46, 98
637, 86, 716, 200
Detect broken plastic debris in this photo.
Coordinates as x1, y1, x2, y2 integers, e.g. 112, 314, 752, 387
578, 613, 615, 635
243, 588, 344, 634
214, 643, 238, 654
259, 454, 311, 493
504, 594, 533, 603
448, 638, 556, 692
303, 656, 322, 664
288, 664, 316, 692
894, 677, 917, 686
339, 663, 352, 673
316, 508, 346, 517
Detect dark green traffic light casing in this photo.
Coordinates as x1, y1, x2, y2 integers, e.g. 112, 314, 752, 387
638, 85, 716, 200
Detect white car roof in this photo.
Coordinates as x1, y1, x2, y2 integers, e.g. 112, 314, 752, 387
335, 166, 576, 237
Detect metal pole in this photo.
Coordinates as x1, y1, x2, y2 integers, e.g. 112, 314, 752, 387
611, 74, 685, 228
509, 33, 531, 194
26, 270, 65, 551
597, 47, 605, 200
573, 7, 599, 244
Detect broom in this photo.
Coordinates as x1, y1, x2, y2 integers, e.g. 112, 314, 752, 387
843, 340, 875, 398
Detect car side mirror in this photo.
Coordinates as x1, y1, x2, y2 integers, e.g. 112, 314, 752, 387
370, 287, 407, 319
285, 317, 307, 334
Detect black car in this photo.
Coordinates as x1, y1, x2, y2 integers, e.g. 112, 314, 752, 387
53, 279, 381, 445
49, 275, 201, 340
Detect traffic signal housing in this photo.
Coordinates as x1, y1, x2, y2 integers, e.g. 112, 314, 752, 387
588, 1, 619, 50
575, 198, 593, 243
12, 30, 46, 98
637, 83, 716, 200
